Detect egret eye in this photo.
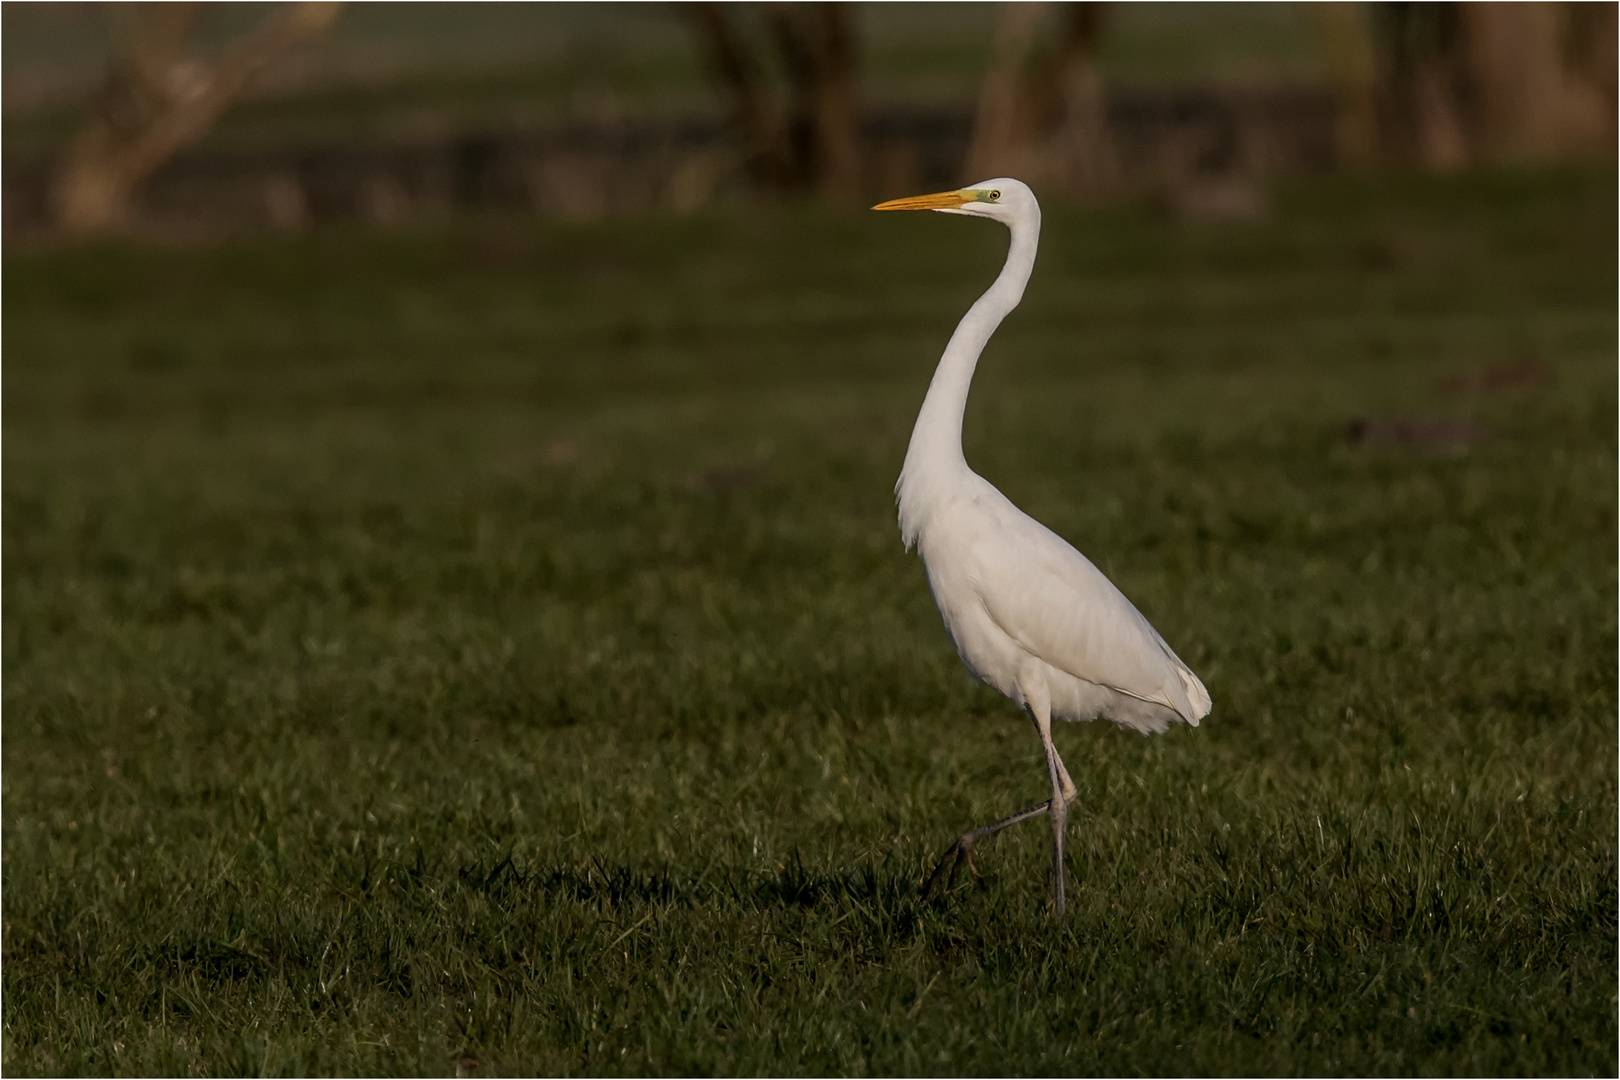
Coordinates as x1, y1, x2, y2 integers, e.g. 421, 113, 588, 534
988, 190, 1001, 201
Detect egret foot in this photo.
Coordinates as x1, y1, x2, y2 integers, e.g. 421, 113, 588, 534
921, 834, 981, 900
920, 796, 1062, 902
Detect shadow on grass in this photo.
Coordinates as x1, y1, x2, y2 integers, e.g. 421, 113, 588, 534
458, 848, 928, 922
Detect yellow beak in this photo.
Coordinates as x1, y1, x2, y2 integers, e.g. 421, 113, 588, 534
871, 189, 972, 211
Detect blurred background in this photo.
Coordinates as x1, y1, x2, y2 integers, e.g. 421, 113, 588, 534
5, 1, 1616, 236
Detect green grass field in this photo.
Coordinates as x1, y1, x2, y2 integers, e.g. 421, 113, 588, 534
4, 167, 1615, 1076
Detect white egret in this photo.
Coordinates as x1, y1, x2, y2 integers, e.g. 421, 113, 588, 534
873, 178, 1210, 918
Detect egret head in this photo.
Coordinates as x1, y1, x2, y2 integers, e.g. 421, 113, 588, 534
871, 177, 1036, 223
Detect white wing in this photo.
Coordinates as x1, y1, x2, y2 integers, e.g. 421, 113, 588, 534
959, 479, 1210, 725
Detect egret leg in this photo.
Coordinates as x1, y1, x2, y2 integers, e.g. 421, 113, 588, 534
922, 710, 1081, 907
1035, 709, 1072, 918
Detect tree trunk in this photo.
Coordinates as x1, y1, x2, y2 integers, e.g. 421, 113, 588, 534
965, 3, 1114, 196
1461, 2, 1567, 161
1366, 1, 1616, 168
1369, 3, 1469, 168
681, 3, 793, 187
1460, 2, 1617, 161
684, 2, 863, 198
804, 4, 862, 199
1558, 1, 1619, 155
1035, 3, 1116, 197
965, 1, 1049, 182
769, 3, 862, 198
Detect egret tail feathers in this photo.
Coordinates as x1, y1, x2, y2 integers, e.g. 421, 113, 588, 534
1152, 630, 1211, 725
1173, 662, 1211, 725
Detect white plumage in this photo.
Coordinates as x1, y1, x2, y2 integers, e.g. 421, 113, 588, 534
874, 178, 1210, 917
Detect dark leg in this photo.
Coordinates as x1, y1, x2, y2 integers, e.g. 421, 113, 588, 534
921, 796, 1061, 900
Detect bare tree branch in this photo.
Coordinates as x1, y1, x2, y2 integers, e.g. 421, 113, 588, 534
53, 1, 343, 234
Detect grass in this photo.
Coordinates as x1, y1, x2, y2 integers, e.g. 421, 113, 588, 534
3, 166, 1616, 1076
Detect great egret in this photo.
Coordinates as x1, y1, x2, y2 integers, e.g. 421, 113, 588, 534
873, 178, 1211, 918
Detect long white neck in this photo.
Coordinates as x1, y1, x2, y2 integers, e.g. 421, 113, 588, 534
895, 209, 1040, 548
